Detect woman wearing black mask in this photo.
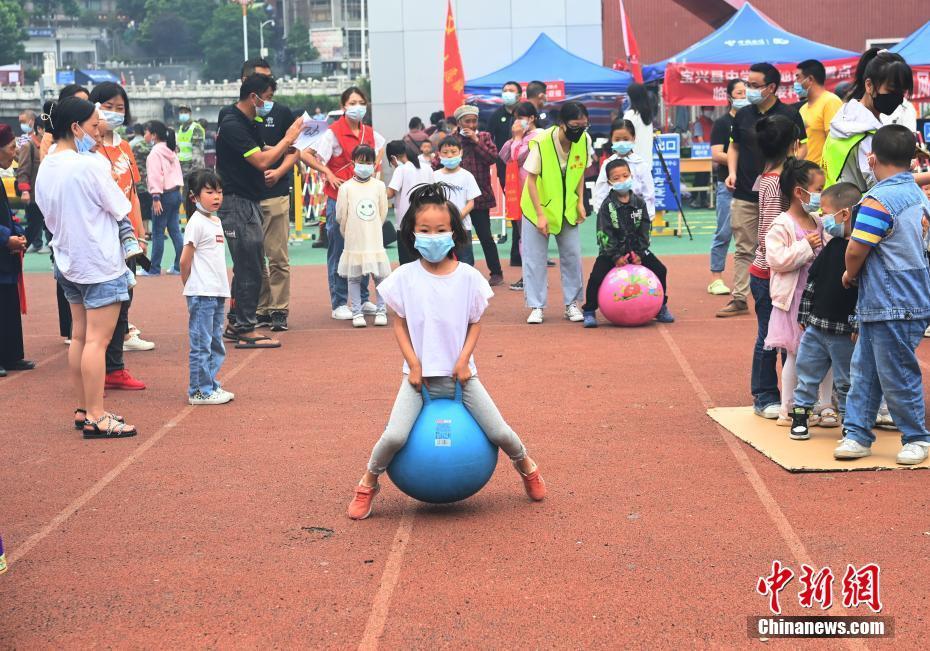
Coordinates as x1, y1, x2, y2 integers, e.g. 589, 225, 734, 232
520, 101, 593, 324
824, 49, 913, 192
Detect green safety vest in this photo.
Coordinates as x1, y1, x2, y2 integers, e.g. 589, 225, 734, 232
822, 131, 871, 189
520, 126, 590, 235
176, 122, 205, 163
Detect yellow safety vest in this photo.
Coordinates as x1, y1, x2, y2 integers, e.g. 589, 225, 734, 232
822, 131, 871, 189
520, 127, 589, 235
176, 122, 205, 163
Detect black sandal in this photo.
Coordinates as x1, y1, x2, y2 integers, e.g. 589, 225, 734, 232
82, 414, 138, 439
74, 408, 124, 431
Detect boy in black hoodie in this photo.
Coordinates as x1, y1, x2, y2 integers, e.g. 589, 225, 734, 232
581, 158, 673, 327
789, 182, 862, 440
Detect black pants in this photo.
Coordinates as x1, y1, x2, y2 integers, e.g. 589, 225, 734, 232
57, 281, 72, 338
510, 218, 522, 267
0, 282, 25, 367
24, 202, 47, 249
220, 195, 265, 333
469, 209, 502, 276
138, 190, 153, 235
582, 252, 668, 313
105, 283, 132, 374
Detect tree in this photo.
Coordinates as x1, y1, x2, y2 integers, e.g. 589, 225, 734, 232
138, 0, 218, 59
200, 3, 263, 81
28, 1, 79, 24
0, 0, 27, 65
283, 22, 319, 72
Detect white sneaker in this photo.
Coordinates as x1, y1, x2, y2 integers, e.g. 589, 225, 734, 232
925, 325, 930, 338
189, 390, 232, 406
123, 333, 155, 351
527, 308, 544, 324
564, 303, 584, 322
332, 305, 353, 320
754, 403, 781, 419
64, 338, 71, 345
875, 404, 897, 430
361, 301, 379, 315
896, 441, 930, 465
128, 323, 140, 336
352, 314, 367, 328
834, 438, 872, 459
215, 388, 235, 402
374, 311, 388, 326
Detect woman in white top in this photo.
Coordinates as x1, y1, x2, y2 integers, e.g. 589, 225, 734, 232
385, 140, 433, 264
34, 97, 138, 439
623, 83, 656, 169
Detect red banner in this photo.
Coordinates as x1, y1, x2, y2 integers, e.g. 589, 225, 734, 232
912, 66, 930, 101
619, 0, 643, 84
504, 161, 521, 221
514, 80, 566, 102
663, 58, 859, 106
442, 0, 465, 116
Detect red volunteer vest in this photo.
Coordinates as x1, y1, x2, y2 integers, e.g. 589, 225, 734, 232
324, 117, 376, 200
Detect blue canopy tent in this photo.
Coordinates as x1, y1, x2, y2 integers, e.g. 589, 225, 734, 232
466, 33, 633, 96
465, 34, 633, 134
644, 2, 858, 82
891, 20, 930, 64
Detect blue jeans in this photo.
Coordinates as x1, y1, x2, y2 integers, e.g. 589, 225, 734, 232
151, 189, 183, 274
326, 198, 369, 309
187, 295, 226, 397
750, 275, 781, 409
843, 319, 930, 447
710, 182, 732, 273
793, 326, 855, 415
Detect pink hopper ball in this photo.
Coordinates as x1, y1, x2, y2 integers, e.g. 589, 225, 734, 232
597, 264, 664, 326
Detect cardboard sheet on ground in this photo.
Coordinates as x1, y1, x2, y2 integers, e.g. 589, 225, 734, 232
707, 407, 930, 472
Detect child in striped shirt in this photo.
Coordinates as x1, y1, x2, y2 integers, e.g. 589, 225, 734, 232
834, 125, 930, 465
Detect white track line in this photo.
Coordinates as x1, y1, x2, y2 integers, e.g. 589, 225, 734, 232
357, 499, 416, 651
6, 349, 261, 567
0, 348, 67, 385
659, 325, 867, 650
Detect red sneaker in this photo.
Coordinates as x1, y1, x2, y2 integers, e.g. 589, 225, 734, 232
346, 484, 380, 520
104, 369, 146, 391
518, 466, 547, 501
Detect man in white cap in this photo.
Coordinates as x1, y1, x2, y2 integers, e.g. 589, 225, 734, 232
437, 104, 503, 286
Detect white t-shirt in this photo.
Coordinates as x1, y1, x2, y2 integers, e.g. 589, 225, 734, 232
35, 150, 131, 284
182, 212, 231, 298
623, 109, 655, 168
431, 167, 481, 230
313, 127, 386, 165
377, 261, 494, 377
388, 161, 433, 226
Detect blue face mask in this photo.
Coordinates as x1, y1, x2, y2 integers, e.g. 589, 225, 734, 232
440, 156, 462, 169
746, 88, 765, 105
502, 91, 518, 106
612, 140, 634, 155
345, 105, 367, 121
99, 109, 124, 129
612, 180, 634, 194
255, 97, 274, 118
414, 232, 455, 263
74, 126, 96, 154
179, 113, 190, 123
20, 123, 31, 134
822, 213, 846, 238
732, 97, 751, 109
354, 163, 374, 179
195, 201, 216, 215
793, 81, 809, 99
802, 190, 821, 214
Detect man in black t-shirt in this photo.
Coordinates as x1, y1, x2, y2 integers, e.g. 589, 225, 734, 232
216, 73, 303, 346
717, 62, 807, 318
707, 78, 746, 297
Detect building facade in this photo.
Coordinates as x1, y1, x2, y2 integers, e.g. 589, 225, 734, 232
369, 0, 603, 141
280, 0, 370, 77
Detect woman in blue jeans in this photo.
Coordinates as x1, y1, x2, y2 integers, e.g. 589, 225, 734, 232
143, 121, 185, 275
708, 79, 747, 295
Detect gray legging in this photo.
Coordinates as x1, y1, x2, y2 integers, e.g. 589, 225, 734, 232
367, 376, 527, 474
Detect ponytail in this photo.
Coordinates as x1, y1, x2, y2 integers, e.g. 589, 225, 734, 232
146, 120, 176, 151
166, 127, 177, 152
779, 158, 822, 202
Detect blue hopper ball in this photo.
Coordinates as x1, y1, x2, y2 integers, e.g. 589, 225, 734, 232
387, 382, 499, 504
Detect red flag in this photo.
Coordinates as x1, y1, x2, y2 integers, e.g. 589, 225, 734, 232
619, 0, 643, 84
442, 0, 465, 116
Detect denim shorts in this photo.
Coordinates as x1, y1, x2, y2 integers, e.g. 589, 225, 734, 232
55, 265, 131, 309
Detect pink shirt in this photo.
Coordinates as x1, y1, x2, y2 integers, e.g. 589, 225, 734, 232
498, 128, 538, 183
146, 142, 184, 195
